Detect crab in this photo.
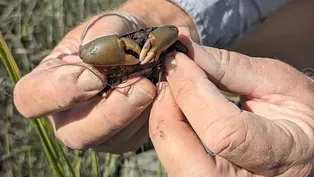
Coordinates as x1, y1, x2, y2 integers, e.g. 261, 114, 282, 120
79, 25, 188, 96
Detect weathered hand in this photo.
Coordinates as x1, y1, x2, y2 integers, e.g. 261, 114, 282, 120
14, 12, 156, 153
149, 29, 314, 176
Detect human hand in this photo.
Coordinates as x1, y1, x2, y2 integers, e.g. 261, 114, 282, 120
13, 12, 156, 153
149, 29, 314, 176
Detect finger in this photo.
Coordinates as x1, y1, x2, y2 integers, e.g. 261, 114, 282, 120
164, 53, 311, 176
165, 52, 242, 154
177, 30, 313, 102
81, 12, 142, 45
91, 106, 151, 153
149, 82, 220, 177
14, 58, 106, 119
93, 121, 149, 154
50, 77, 156, 150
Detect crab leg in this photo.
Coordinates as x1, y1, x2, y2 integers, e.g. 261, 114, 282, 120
139, 25, 179, 64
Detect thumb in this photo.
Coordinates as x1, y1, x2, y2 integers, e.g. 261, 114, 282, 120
177, 29, 309, 99
81, 11, 146, 45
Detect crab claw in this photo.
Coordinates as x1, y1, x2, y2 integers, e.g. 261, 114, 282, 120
139, 25, 179, 65
80, 35, 141, 66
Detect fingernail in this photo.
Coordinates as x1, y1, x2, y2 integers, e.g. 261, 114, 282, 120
77, 69, 104, 91
164, 53, 177, 76
181, 27, 191, 36
154, 82, 167, 104
128, 84, 155, 107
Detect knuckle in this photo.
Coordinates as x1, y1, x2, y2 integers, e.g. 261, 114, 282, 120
173, 77, 198, 102
55, 130, 90, 150
202, 112, 247, 154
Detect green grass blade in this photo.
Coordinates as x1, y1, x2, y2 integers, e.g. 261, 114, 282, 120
26, 147, 34, 177
0, 32, 21, 83
56, 141, 76, 177
74, 151, 84, 177
91, 151, 100, 177
31, 120, 65, 177
0, 31, 65, 177
157, 160, 162, 177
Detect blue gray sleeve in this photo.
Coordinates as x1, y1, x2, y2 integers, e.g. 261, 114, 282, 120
171, 0, 291, 48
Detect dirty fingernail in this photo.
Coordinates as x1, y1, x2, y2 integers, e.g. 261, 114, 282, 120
77, 69, 104, 91
164, 53, 177, 76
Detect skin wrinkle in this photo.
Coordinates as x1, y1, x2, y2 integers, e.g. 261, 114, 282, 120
215, 49, 228, 84
95, 120, 149, 153
272, 120, 296, 164
211, 111, 247, 155
271, 115, 314, 166
62, 102, 124, 149
220, 122, 247, 153
224, 114, 281, 172
101, 104, 130, 132
267, 126, 296, 174
290, 107, 314, 129
55, 114, 94, 150
193, 42, 215, 71
224, 51, 243, 88
293, 125, 314, 161
274, 107, 314, 140
302, 163, 312, 177
244, 57, 259, 97
173, 77, 202, 104
119, 120, 148, 147
202, 108, 238, 149
53, 98, 101, 141
233, 129, 252, 164
283, 163, 311, 177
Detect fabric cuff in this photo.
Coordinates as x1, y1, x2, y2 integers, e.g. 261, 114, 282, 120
171, 0, 291, 48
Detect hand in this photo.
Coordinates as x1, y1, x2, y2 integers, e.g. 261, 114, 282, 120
13, 12, 156, 153
149, 29, 314, 176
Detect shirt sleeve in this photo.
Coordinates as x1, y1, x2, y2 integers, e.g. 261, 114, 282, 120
171, 0, 291, 48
